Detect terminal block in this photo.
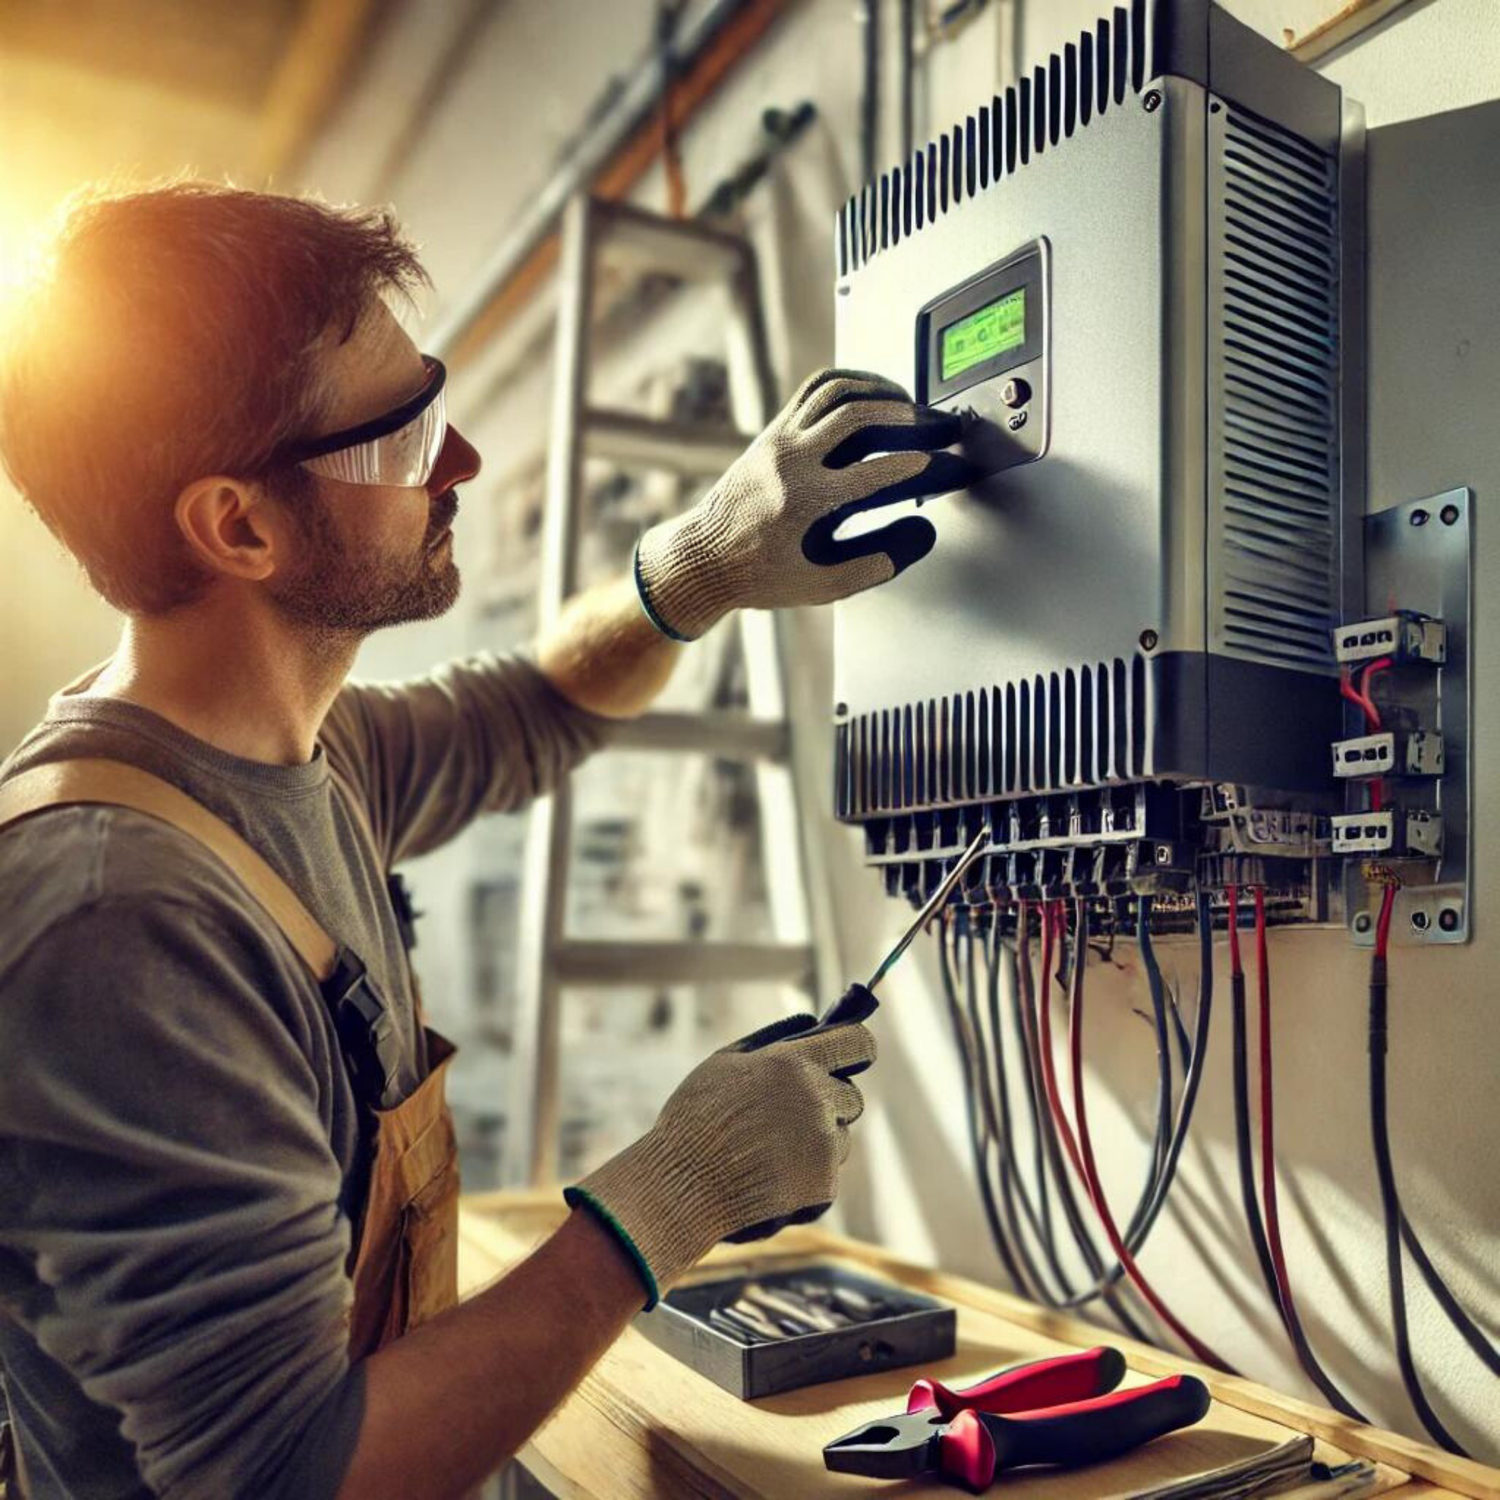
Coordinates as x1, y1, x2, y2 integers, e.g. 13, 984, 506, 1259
1331, 730, 1443, 780
1332, 808, 1442, 859
1334, 611, 1446, 666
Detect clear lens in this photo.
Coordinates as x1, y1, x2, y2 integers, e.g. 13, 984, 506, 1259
301, 384, 448, 488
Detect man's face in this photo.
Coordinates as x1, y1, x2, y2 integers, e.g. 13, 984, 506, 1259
265, 301, 481, 635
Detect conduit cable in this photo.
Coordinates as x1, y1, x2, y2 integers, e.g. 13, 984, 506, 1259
1055, 892, 1216, 1313
937, 914, 1029, 1294
1369, 882, 1475, 1457
1246, 887, 1368, 1422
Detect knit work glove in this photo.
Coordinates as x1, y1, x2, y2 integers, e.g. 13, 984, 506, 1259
564, 1014, 877, 1308
634, 368, 975, 641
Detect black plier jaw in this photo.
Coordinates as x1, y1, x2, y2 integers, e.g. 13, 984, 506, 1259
822, 1408, 945, 1479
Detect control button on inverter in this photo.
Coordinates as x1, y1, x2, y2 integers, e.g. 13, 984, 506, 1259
1000, 378, 1031, 408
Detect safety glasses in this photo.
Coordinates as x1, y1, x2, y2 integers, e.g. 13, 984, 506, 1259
284, 355, 449, 488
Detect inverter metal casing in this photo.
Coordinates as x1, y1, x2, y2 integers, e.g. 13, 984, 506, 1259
831, 0, 1363, 898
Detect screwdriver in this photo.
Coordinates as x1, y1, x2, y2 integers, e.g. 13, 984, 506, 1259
807, 825, 992, 1049
726, 826, 990, 1244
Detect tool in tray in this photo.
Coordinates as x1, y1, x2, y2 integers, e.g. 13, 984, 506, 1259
823, 1345, 1211, 1492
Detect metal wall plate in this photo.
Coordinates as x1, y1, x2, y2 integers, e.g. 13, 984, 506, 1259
1345, 488, 1472, 946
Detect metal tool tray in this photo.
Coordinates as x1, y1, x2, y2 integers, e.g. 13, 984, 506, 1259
634, 1261, 956, 1401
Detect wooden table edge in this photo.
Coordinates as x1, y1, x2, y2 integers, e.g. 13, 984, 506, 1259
457, 1196, 1496, 1500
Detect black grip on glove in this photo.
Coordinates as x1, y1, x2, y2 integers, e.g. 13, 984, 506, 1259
801, 449, 979, 576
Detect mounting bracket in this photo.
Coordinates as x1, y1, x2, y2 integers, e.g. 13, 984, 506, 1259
1346, 488, 1472, 947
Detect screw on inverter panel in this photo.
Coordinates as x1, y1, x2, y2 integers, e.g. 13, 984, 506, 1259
1410, 508, 1430, 527
1139, 629, 1159, 652
1353, 911, 1373, 935
1154, 844, 1173, 865
1143, 89, 1163, 113
1439, 906, 1461, 932
1209, 101, 1222, 114
1441, 503, 1461, 526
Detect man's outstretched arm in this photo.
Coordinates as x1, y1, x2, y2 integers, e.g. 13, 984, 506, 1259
536, 572, 682, 718
536, 369, 971, 718
323, 371, 970, 859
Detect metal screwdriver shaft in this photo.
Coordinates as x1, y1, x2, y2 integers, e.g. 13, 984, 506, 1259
866, 827, 992, 993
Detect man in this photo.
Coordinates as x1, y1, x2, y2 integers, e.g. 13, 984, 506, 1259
0, 183, 969, 1499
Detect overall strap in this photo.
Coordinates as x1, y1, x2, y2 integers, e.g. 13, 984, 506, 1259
0, 758, 338, 979
0, 758, 402, 1103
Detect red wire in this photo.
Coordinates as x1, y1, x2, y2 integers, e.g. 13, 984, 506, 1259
1035, 902, 1081, 1172
1375, 882, 1398, 958
1061, 900, 1233, 1371
1360, 659, 1393, 729
1253, 887, 1320, 1357
1341, 658, 1393, 811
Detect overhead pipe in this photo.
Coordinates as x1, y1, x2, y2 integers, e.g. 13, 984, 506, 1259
427, 0, 792, 366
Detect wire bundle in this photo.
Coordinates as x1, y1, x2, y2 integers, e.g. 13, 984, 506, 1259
935, 881, 1497, 1452
937, 897, 1229, 1368
1226, 883, 1366, 1419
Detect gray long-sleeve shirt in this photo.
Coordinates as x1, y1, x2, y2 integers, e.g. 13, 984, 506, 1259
0, 654, 609, 1499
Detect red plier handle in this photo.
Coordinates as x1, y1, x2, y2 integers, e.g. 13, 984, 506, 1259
939, 1375, 1213, 1492
823, 1349, 1210, 1490
907, 1345, 1126, 1418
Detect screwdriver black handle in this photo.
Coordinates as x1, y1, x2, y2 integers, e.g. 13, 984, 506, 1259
724, 983, 880, 1244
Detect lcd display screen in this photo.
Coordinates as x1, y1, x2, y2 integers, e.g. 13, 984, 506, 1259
939, 288, 1027, 382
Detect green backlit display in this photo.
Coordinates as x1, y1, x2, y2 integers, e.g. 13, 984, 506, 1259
940, 288, 1026, 381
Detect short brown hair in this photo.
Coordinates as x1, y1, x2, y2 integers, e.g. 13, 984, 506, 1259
0, 181, 429, 614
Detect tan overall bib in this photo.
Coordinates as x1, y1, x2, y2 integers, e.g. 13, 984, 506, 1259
0, 757, 461, 1492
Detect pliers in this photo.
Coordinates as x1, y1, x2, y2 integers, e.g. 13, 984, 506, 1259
823, 1346, 1211, 1492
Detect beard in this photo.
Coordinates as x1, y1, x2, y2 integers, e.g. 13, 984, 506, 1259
267, 474, 461, 636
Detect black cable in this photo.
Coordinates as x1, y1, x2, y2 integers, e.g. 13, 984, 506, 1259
978, 919, 1080, 1303
1230, 921, 1284, 1314
1370, 938, 1472, 1455
938, 916, 1029, 1294
1165, 979, 1193, 1076
1002, 931, 1062, 1281
1137, 904, 1177, 1194
1012, 908, 1151, 1342
1400, 1217, 1500, 1376
1227, 888, 1368, 1423
1054, 890, 1216, 1311
960, 917, 1050, 1301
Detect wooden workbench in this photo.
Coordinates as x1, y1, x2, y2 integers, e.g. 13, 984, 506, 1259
458, 1193, 1497, 1500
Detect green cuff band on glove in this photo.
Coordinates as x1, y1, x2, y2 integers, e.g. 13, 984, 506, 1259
564, 1183, 662, 1310
632, 538, 695, 644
